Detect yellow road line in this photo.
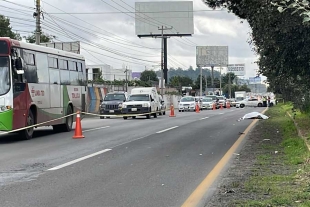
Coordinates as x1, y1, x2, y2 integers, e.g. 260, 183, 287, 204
181, 108, 269, 207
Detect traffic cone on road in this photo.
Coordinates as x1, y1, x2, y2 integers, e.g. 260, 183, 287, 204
220, 103, 223, 110
195, 103, 200, 113
169, 104, 176, 117
227, 102, 230, 109
212, 103, 216, 110
73, 111, 85, 139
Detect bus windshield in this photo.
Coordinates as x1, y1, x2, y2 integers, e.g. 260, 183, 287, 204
0, 57, 10, 96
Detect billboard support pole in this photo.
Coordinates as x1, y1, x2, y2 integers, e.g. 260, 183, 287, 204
211, 66, 214, 92
228, 72, 231, 98
199, 66, 202, 96
158, 26, 173, 97
219, 64, 222, 95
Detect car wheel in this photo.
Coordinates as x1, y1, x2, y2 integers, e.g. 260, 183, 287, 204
258, 103, 262, 107
240, 104, 245, 108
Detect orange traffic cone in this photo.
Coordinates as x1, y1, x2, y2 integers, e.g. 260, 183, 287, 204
212, 103, 216, 110
227, 102, 230, 109
195, 103, 200, 113
169, 104, 176, 117
220, 103, 223, 110
73, 111, 85, 139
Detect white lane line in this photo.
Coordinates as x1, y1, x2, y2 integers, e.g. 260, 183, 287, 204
47, 149, 112, 171
156, 126, 179, 134
219, 113, 224, 115
200, 117, 209, 120
83, 126, 110, 132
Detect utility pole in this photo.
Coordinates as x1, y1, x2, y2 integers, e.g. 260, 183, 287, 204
35, 0, 41, 45
124, 66, 128, 92
158, 26, 173, 97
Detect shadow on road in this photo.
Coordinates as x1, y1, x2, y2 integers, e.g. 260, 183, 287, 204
0, 128, 67, 144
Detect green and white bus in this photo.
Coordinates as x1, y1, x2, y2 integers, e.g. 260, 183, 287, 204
0, 37, 87, 139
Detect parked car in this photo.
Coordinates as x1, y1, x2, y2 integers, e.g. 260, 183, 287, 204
99, 92, 128, 119
216, 96, 227, 108
227, 98, 236, 107
201, 97, 214, 110
178, 96, 196, 112
236, 98, 263, 108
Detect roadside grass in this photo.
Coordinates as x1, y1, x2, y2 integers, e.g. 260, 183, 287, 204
231, 104, 310, 207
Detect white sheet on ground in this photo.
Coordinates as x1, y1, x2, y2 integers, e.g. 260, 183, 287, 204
242, 112, 269, 120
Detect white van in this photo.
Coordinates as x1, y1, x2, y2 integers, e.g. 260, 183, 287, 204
121, 87, 160, 119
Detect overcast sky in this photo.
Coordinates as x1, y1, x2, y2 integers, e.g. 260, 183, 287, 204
1, 0, 263, 80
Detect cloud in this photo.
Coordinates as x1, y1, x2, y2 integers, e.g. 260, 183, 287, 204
2, 0, 260, 78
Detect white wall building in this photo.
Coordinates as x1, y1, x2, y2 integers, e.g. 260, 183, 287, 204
86, 64, 132, 81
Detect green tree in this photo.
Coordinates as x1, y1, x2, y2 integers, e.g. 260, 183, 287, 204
203, 0, 310, 111
193, 75, 206, 90
140, 70, 158, 82
169, 76, 193, 87
0, 15, 21, 40
24, 31, 55, 43
221, 73, 236, 87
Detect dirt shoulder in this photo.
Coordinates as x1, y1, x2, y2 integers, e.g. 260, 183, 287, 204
206, 104, 310, 207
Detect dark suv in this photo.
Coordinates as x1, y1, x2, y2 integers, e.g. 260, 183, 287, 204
99, 92, 127, 119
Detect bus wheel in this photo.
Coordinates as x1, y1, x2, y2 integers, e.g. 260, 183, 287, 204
20, 110, 34, 140
53, 105, 73, 132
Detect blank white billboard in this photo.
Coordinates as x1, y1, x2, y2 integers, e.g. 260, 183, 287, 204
196, 46, 229, 67
227, 64, 245, 76
135, 1, 194, 37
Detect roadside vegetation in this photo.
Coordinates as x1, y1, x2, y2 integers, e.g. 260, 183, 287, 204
207, 104, 310, 207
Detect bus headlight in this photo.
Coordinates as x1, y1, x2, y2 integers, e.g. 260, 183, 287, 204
0, 105, 10, 112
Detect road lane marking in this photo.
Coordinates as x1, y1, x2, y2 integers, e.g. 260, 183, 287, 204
200, 117, 209, 120
181, 107, 269, 207
156, 126, 179, 134
83, 126, 110, 132
219, 113, 224, 114
47, 149, 112, 171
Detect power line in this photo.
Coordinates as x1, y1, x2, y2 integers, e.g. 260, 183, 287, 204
41, 0, 160, 50
42, 14, 160, 57
47, 9, 225, 15
41, 16, 160, 62
0, 0, 35, 10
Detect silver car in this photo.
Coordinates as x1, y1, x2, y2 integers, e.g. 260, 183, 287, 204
201, 97, 214, 110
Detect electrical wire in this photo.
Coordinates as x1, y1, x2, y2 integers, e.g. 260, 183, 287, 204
41, 0, 160, 50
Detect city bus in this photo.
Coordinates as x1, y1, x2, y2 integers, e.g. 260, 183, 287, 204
0, 37, 87, 139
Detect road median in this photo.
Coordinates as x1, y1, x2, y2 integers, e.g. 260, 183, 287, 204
206, 103, 310, 207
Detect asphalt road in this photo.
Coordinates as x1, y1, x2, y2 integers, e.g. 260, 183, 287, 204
0, 107, 264, 207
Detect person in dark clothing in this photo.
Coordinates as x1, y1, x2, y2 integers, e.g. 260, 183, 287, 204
267, 96, 271, 107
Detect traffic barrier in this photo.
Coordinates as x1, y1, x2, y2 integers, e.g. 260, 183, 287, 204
195, 103, 200, 113
227, 102, 230, 109
73, 111, 84, 139
213, 103, 216, 110
169, 105, 176, 117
